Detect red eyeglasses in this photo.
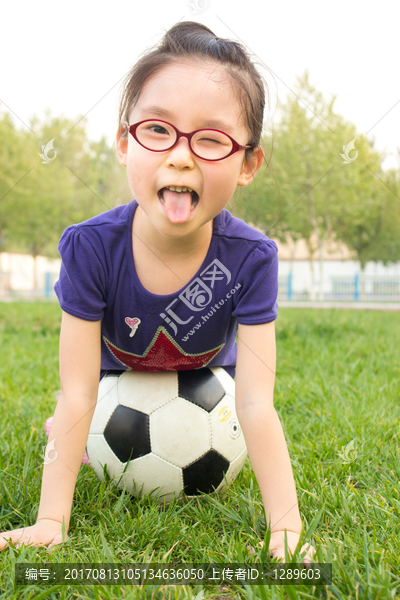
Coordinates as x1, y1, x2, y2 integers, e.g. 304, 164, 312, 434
125, 119, 253, 161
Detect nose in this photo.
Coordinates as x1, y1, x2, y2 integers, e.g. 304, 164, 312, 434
165, 136, 195, 169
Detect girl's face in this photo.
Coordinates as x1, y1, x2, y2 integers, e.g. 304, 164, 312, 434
117, 61, 264, 241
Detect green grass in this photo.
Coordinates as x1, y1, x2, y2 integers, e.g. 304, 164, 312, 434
0, 303, 399, 599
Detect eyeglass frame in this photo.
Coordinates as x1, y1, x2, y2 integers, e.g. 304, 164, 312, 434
124, 119, 254, 161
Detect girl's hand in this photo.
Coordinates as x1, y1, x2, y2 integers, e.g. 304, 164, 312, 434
0, 519, 68, 551
269, 531, 316, 564
250, 531, 316, 564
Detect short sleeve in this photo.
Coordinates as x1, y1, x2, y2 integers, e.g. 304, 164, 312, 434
54, 226, 107, 321
231, 240, 278, 324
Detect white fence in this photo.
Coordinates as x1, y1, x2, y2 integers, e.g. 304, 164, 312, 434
277, 259, 400, 303
1, 252, 400, 303
0, 271, 59, 299
0, 253, 60, 299
278, 273, 400, 302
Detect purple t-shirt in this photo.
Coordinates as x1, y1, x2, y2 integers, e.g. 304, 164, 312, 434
55, 199, 278, 379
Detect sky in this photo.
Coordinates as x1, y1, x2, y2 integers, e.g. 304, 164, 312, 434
1, 0, 399, 170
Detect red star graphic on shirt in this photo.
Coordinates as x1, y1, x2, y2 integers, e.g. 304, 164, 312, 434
103, 326, 223, 372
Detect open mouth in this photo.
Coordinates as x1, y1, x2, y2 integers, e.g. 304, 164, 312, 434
158, 187, 199, 210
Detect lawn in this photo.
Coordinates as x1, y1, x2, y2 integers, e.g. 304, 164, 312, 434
0, 303, 399, 599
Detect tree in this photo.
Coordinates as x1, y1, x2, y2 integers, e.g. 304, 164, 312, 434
333, 166, 400, 269
0, 112, 36, 252
228, 71, 396, 297
2, 109, 128, 290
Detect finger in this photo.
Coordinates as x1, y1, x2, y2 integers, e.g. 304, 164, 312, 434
0, 536, 13, 550
271, 546, 296, 562
16, 538, 38, 549
247, 540, 265, 555
0, 531, 23, 550
300, 543, 316, 556
300, 544, 316, 564
269, 548, 285, 561
48, 533, 68, 549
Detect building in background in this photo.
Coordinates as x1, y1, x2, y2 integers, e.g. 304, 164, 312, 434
275, 237, 400, 302
0, 253, 61, 299
1, 245, 399, 302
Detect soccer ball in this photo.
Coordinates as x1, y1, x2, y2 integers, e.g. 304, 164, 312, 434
86, 367, 247, 503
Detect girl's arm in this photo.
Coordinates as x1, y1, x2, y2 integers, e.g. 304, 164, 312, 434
235, 321, 313, 561
0, 311, 101, 550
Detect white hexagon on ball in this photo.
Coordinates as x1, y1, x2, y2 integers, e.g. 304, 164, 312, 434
211, 366, 235, 398
89, 376, 119, 434
151, 397, 210, 467
121, 453, 183, 503
87, 433, 124, 479
210, 393, 246, 462
118, 370, 178, 413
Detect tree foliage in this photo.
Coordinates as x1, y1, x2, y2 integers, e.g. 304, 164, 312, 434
1, 79, 399, 279
228, 71, 400, 271
0, 109, 130, 261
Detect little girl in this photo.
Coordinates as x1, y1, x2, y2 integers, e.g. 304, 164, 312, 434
0, 21, 314, 562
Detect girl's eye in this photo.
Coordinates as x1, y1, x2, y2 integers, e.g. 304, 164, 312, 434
149, 125, 169, 135
199, 137, 222, 145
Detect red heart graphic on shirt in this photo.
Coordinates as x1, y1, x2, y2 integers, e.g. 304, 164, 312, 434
125, 317, 141, 337
125, 317, 140, 328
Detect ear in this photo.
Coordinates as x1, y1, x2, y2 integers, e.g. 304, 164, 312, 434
116, 123, 129, 167
237, 146, 265, 187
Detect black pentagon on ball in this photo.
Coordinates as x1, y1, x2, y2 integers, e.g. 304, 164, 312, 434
183, 449, 230, 495
104, 406, 150, 463
178, 368, 225, 412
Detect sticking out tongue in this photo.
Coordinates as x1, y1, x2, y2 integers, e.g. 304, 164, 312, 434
162, 188, 193, 223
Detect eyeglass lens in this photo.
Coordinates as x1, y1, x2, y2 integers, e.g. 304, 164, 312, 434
135, 121, 233, 160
